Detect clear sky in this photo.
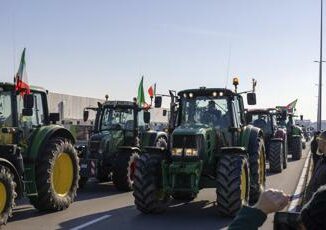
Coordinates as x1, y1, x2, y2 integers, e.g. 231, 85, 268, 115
0, 0, 323, 121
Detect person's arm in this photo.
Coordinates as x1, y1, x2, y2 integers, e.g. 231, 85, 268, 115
228, 206, 267, 230
228, 189, 289, 230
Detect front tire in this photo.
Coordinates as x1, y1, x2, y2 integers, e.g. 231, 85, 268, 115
0, 166, 16, 226
133, 153, 169, 214
216, 155, 249, 217
269, 141, 283, 173
30, 138, 80, 211
112, 151, 139, 191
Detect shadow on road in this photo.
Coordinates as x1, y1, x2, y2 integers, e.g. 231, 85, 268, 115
58, 200, 232, 230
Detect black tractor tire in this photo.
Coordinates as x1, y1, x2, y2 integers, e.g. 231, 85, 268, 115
172, 192, 196, 202
0, 166, 16, 226
248, 137, 266, 205
112, 151, 139, 191
133, 153, 169, 214
29, 138, 80, 211
283, 140, 288, 169
78, 176, 88, 189
216, 155, 249, 217
269, 141, 283, 173
155, 136, 167, 149
290, 136, 302, 160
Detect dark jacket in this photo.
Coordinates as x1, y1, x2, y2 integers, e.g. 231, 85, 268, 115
305, 157, 326, 203
228, 206, 267, 230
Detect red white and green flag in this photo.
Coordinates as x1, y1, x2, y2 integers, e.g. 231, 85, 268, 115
15, 48, 30, 95
286, 99, 298, 110
137, 76, 146, 106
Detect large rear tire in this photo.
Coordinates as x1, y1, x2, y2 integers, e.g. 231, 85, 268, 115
112, 151, 139, 191
248, 137, 266, 205
283, 140, 288, 169
269, 141, 283, 173
29, 138, 80, 211
216, 155, 249, 217
133, 153, 169, 214
290, 136, 302, 160
0, 166, 16, 226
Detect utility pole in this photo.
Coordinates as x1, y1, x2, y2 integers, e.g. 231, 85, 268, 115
317, 0, 324, 131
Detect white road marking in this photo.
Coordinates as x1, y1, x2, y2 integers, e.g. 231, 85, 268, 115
288, 151, 312, 212
70, 215, 112, 230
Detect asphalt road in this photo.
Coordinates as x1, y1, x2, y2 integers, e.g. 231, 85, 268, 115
4, 147, 310, 230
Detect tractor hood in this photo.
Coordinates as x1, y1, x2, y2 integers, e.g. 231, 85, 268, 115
172, 123, 212, 136
89, 130, 124, 155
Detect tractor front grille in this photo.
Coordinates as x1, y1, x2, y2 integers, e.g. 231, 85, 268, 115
172, 135, 197, 148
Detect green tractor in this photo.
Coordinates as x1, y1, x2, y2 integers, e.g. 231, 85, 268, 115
276, 110, 303, 160
133, 79, 266, 217
0, 83, 80, 225
79, 99, 168, 191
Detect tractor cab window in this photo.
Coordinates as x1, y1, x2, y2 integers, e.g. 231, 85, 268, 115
17, 92, 45, 128
138, 110, 146, 131
232, 97, 241, 128
250, 114, 272, 135
0, 91, 13, 127
181, 96, 231, 129
100, 107, 134, 131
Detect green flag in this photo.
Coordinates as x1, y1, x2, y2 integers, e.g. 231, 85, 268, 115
137, 76, 145, 106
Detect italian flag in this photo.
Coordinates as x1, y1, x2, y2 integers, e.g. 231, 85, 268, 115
15, 48, 30, 95
286, 99, 298, 110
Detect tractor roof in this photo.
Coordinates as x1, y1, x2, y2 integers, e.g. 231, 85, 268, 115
103, 100, 135, 108
0, 82, 47, 93
178, 87, 235, 98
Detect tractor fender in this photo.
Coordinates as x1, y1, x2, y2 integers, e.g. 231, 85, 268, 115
220, 147, 248, 158
27, 125, 75, 162
0, 158, 24, 198
142, 130, 168, 147
117, 146, 141, 154
241, 125, 263, 151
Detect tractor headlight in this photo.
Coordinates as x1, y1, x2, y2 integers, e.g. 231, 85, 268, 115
184, 148, 198, 157
171, 148, 183, 156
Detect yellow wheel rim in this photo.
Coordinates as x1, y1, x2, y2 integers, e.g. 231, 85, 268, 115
240, 164, 247, 202
52, 152, 74, 197
0, 182, 7, 213
259, 149, 265, 186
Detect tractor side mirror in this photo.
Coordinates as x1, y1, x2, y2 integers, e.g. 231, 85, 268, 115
247, 93, 256, 105
23, 94, 34, 109
300, 115, 303, 121
83, 110, 89, 122
49, 113, 60, 124
143, 111, 151, 124
154, 96, 162, 108
163, 109, 167, 116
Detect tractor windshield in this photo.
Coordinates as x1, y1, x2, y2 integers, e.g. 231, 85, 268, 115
180, 96, 231, 128
100, 107, 134, 131
0, 91, 13, 127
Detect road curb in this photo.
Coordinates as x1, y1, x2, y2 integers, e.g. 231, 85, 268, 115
287, 150, 312, 212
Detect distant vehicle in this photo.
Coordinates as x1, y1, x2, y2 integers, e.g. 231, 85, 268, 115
246, 108, 288, 173
79, 100, 168, 191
